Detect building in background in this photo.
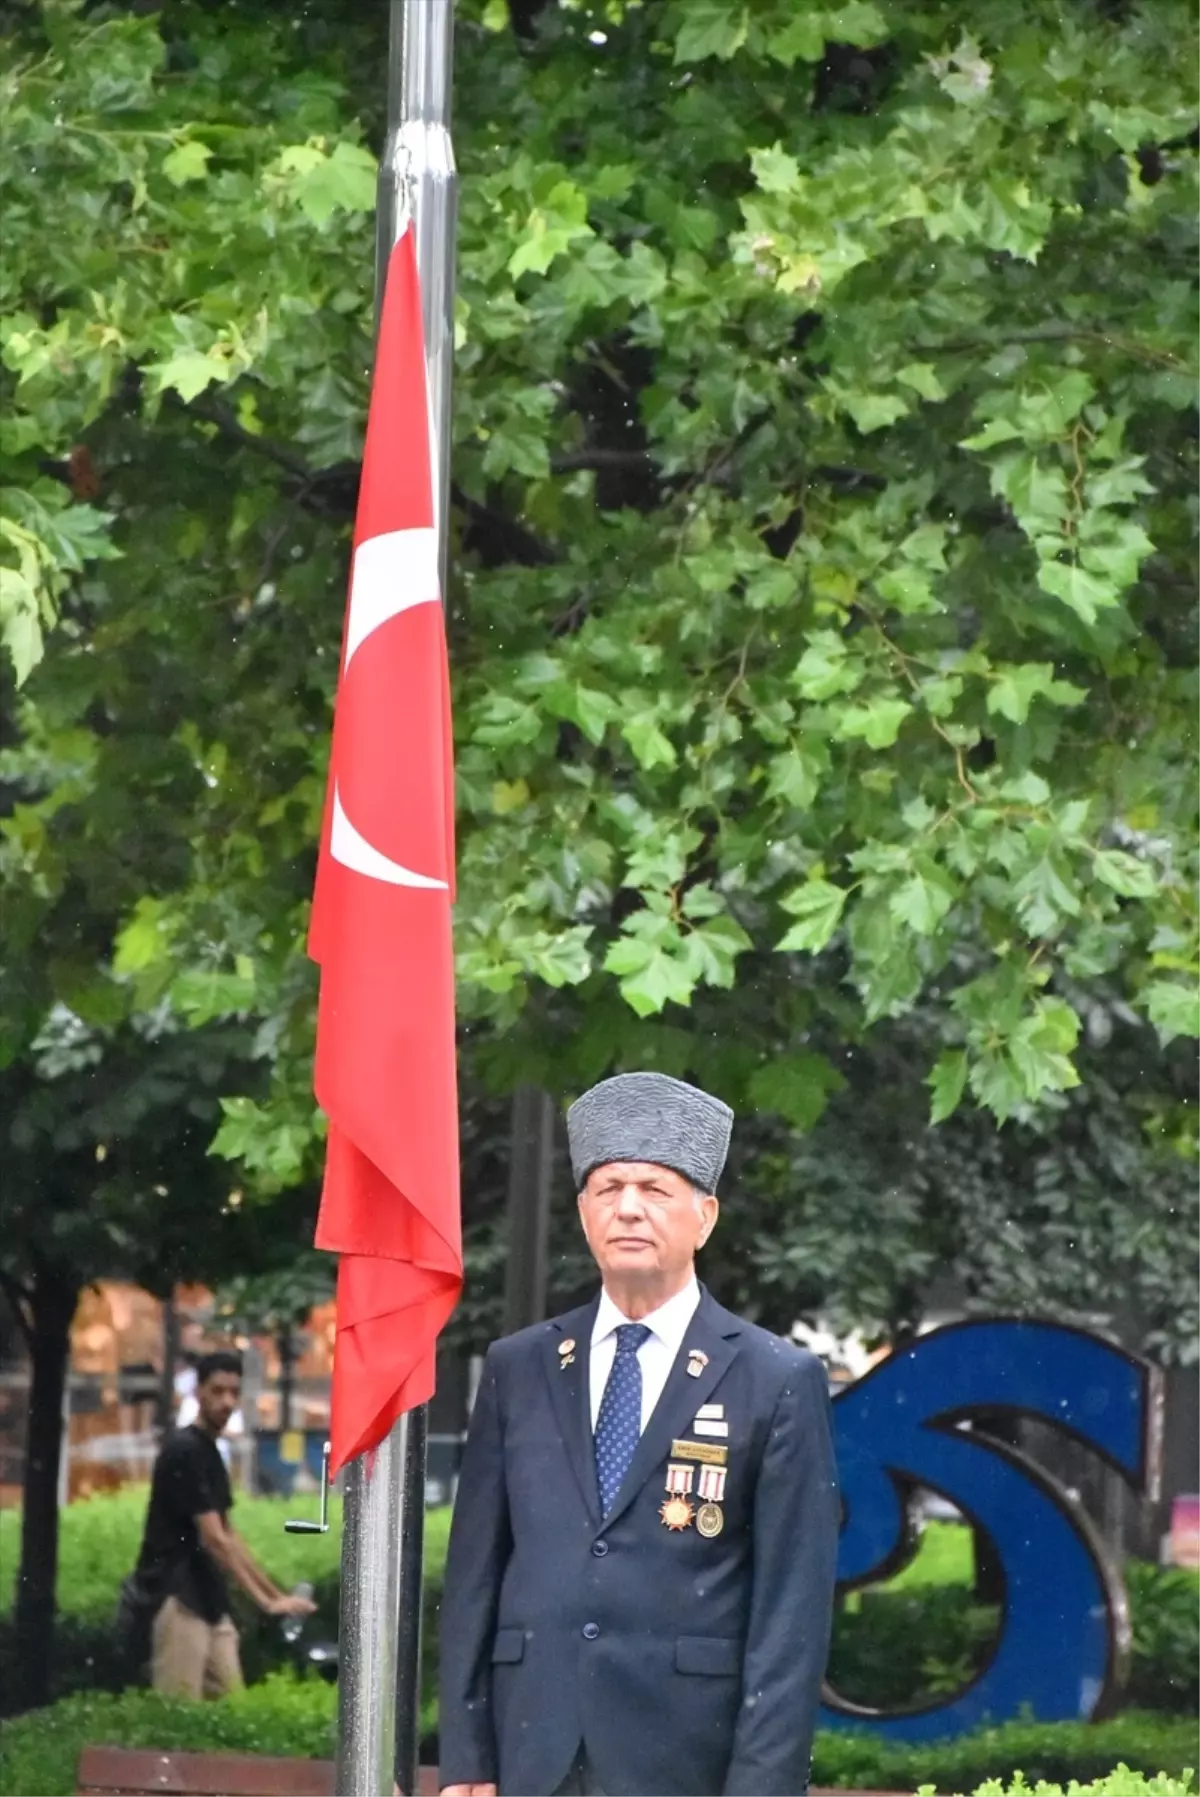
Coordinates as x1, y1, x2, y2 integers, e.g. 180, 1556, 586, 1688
0, 1282, 336, 1506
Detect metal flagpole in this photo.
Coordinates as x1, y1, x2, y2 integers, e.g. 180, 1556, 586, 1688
333, 6, 457, 1796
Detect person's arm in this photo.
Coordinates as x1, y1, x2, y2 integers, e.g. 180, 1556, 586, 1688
724, 1352, 840, 1797
195, 1513, 312, 1616
224, 1526, 296, 1606
438, 1345, 512, 1797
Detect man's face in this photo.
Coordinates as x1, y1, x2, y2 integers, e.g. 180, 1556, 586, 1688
578, 1161, 718, 1288
196, 1370, 241, 1436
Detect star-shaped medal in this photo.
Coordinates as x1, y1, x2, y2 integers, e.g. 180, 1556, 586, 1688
659, 1495, 695, 1531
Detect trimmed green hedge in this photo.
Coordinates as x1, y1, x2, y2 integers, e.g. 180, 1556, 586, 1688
828, 1567, 1200, 1716
2, 1493, 1196, 1734
815, 1716, 1199, 1792
0, 1488, 354, 1619
0, 1679, 338, 1797
0, 1680, 1194, 1797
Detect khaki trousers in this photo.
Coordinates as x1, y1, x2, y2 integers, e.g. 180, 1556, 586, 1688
151, 1594, 244, 1699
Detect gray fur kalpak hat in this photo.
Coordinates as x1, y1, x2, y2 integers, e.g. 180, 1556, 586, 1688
566, 1071, 734, 1195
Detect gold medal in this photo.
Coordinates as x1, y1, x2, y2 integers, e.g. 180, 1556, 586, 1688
696, 1502, 724, 1538
659, 1494, 694, 1531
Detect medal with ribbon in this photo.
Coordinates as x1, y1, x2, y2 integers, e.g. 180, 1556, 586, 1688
660, 1460, 695, 1529
696, 1462, 726, 1536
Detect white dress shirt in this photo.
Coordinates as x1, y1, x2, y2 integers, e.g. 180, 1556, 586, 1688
589, 1277, 701, 1433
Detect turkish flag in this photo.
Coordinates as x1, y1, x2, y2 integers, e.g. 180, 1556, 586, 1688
309, 223, 462, 1475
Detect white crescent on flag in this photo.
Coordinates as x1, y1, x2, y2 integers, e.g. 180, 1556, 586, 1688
330, 782, 449, 888
342, 527, 440, 670
330, 524, 448, 888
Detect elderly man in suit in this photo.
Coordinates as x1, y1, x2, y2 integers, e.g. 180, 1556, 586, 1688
439, 1072, 839, 1797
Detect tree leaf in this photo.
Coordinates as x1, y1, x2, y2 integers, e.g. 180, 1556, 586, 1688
1036, 560, 1119, 624
765, 745, 823, 810
748, 1050, 845, 1131
987, 663, 1046, 723
290, 140, 376, 225
751, 144, 801, 194
842, 391, 910, 433
890, 870, 955, 935
896, 361, 947, 402
1092, 849, 1158, 899
835, 698, 913, 749
776, 880, 847, 953
162, 140, 212, 185
1014, 854, 1082, 935
674, 1, 748, 62
792, 632, 863, 701
148, 350, 226, 402
927, 1050, 968, 1124
765, 12, 826, 63
621, 717, 677, 770
0, 566, 42, 685
1143, 980, 1200, 1045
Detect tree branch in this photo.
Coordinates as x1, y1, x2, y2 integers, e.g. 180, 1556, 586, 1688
186, 394, 316, 481
914, 324, 1183, 369
550, 447, 655, 473
452, 484, 558, 567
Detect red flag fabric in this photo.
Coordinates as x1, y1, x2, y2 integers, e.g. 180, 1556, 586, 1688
309, 223, 462, 1475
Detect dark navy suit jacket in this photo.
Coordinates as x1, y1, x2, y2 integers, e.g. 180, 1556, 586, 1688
438, 1287, 839, 1796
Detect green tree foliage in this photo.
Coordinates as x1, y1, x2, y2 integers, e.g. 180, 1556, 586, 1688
450, 0, 1198, 1123
5, 0, 1195, 1141
2, 0, 1197, 1335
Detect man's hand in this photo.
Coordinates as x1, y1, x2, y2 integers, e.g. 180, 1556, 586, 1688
440, 1786, 497, 1796
267, 1592, 317, 1617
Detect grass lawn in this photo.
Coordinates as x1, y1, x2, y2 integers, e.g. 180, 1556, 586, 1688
839, 1516, 974, 1614
888, 1517, 974, 1588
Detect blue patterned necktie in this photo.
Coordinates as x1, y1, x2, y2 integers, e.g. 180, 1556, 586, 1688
594, 1322, 651, 1514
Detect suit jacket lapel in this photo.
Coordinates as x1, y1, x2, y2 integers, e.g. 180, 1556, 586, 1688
541, 1297, 602, 1524
602, 1288, 744, 1532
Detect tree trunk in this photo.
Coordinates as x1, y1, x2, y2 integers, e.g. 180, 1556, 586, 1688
14, 1265, 79, 1712
157, 1290, 179, 1435
278, 1326, 295, 1434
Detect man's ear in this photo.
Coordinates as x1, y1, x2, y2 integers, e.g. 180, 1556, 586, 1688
698, 1193, 719, 1247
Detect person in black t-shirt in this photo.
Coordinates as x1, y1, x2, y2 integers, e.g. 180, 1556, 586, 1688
133, 1349, 315, 1698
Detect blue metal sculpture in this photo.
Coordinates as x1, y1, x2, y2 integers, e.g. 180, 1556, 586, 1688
821, 1319, 1159, 1741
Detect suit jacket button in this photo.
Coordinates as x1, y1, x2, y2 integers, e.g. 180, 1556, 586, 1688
591, 1540, 609, 1558
582, 1622, 600, 1640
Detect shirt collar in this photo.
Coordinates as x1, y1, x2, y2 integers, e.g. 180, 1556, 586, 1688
592, 1276, 701, 1356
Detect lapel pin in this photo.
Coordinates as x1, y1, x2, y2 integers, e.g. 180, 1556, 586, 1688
559, 1339, 575, 1356
686, 1349, 709, 1378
